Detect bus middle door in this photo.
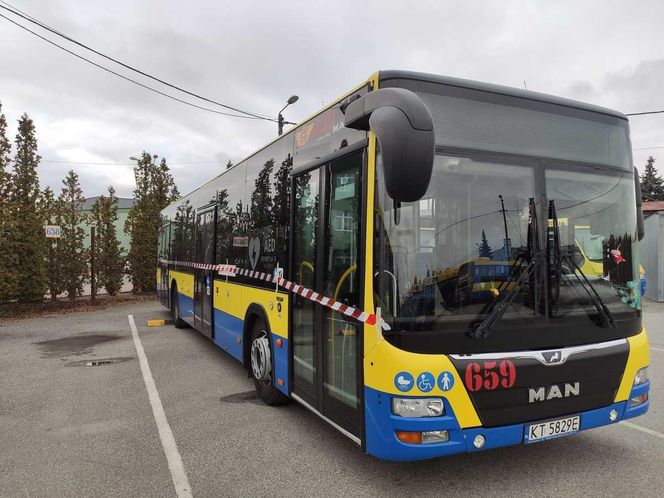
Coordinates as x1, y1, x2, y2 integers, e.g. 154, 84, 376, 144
194, 207, 216, 338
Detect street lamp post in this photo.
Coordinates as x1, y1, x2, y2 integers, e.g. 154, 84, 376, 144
278, 95, 299, 135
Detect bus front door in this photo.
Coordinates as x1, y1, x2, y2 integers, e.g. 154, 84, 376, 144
291, 151, 364, 440
194, 207, 215, 338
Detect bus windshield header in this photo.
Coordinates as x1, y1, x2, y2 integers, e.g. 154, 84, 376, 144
384, 78, 631, 170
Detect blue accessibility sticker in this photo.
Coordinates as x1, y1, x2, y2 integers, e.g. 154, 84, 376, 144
394, 371, 414, 392
417, 372, 435, 393
437, 371, 455, 392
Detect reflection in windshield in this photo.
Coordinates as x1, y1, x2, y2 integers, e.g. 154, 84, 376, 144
546, 169, 639, 316
374, 153, 641, 341
574, 226, 605, 262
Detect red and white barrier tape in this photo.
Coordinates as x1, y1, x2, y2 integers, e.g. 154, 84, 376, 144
160, 259, 390, 331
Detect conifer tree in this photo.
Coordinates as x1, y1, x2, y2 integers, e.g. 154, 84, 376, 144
42, 186, 63, 300
251, 159, 274, 231
478, 229, 492, 258
92, 187, 125, 296
59, 170, 88, 299
0, 101, 18, 302
272, 154, 292, 265
640, 156, 664, 201
11, 114, 46, 302
125, 153, 179, 293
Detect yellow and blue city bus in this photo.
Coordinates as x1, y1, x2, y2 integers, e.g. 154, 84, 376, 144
157, 70, 650, 461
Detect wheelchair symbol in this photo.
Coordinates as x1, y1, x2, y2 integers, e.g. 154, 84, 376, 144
417, 372, 435, 393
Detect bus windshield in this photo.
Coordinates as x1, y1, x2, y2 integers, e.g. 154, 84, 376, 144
374, 153, 641, 354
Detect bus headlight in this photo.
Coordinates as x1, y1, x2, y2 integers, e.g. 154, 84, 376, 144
392, 398, 444, 417
633, 367, 649, 386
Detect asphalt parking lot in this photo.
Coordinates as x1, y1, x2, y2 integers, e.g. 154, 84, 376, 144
1, 300, 662, 497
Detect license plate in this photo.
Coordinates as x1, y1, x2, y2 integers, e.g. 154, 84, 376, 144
525, 415, 580, 444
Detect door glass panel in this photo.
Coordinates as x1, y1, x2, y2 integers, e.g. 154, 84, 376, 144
292, 170, 320, 399
195, 209, 215, 336
323, 154, 362, 427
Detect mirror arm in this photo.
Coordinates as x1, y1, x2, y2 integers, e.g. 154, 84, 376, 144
344, 88, 435, 203
634, 166, 644, 241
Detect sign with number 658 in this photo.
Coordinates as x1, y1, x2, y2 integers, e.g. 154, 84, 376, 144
45, 225, 61, 238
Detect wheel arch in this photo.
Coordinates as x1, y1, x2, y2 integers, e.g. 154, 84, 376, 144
243, 304, 272, 370
169, 279, 178, 310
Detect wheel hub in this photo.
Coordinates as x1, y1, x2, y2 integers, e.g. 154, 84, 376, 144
250, 332, 272, 383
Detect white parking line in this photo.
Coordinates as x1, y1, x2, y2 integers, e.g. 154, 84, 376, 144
621, 421, 664, 440
128, 315, 193, 498
651, 346, 664, 353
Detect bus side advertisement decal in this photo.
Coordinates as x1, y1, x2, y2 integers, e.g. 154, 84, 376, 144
159, 259, 390, 331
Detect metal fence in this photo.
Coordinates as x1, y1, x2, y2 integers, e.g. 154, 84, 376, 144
640, 211, 664, 302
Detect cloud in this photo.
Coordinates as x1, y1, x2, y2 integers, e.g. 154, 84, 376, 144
565, 58, 664, 169
1, 0, 664, 196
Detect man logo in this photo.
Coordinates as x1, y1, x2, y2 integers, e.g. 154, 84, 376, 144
542, 350, 562, 364
528, 382, 580, 403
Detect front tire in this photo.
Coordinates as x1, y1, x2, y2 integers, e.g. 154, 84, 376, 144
250, 319, 288, 405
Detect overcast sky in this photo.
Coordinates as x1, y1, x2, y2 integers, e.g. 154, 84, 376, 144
1, 0, 663, 198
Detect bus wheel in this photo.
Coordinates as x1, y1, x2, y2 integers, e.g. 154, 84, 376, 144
250, 319, 288, 405
171, 284, 188, 329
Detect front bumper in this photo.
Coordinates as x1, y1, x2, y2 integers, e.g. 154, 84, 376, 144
364, 382, 650, 461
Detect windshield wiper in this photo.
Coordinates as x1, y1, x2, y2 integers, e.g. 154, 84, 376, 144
562, 250, 616, 328
548, 199, 615, 328
547, 200, 562, 315
471, 198, 543, 339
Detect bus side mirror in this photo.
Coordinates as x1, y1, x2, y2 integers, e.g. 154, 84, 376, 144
634, 166, 644, 241
343, 88, 435, 202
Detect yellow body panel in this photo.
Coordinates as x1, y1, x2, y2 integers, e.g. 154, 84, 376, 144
170, 270, 194, 299
614, 328, 650, 401
358, 74, 480, 429
213, 280, 289, 338
363, 72, 380, 358
364, 339, 482, 428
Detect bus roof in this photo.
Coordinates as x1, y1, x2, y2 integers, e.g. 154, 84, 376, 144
164, 70, 628, 212
379, 70, 628, 121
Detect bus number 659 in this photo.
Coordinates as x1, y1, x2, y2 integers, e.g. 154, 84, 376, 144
464, 360, 517, 392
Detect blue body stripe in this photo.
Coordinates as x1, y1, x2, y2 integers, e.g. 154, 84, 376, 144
212, 309, 243, 362
175, 295, 290, 395
364, 384, 650, 462
271, 336, 289, 395
623, 380, 650, 419
177, 293, 194, 320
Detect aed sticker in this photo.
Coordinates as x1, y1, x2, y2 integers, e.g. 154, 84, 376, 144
438, 371, 455, 392
417, 372, 435, 392
394, 371, 414, 392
